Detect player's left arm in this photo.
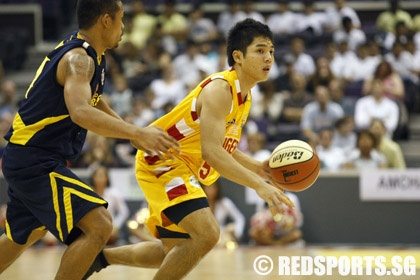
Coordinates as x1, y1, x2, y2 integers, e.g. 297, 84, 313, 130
233, 149, 283, 189
96, 98, 123, 120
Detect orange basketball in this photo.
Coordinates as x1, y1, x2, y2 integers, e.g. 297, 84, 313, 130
269, 139, 320, 192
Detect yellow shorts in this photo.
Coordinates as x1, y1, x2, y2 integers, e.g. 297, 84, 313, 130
135, 152, 209, 239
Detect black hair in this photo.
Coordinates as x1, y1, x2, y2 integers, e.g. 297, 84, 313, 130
226, 18, 273, 66
77, 0, 121, 29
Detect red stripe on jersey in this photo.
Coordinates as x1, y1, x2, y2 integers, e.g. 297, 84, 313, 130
145, 155, 160, 165
200, 77, 212, 88
191, 110, 198, 121
167, 184, 188, 201
237, 92, 243, 105
167, 125, 185, 140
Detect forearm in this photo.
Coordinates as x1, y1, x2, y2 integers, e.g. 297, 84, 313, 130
204, 147, 266, 191
71, 105, 140, 140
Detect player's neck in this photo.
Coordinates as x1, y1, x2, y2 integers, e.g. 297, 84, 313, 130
78, 30, 106, 56
233, 67, 255, 98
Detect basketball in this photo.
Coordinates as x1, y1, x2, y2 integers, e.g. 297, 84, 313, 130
268, 140, 320, 192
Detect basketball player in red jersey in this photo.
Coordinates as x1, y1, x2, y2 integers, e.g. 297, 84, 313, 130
84, 18, 293, 280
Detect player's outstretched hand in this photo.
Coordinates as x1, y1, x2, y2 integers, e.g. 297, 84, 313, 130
131, 126, 180, 160
255, 183, 294, 217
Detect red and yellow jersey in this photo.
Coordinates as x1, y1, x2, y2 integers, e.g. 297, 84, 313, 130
137, 68, 252, 186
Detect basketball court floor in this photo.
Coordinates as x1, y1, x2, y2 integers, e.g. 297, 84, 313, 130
2, 244, 419, 279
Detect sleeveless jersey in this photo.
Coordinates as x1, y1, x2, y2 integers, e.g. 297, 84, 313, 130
141, 68, 252, 186
4, 31, 106, 160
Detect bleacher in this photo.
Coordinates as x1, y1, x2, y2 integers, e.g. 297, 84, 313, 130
1, 0, 420, 167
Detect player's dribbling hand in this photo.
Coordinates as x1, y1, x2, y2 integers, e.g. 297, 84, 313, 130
255, 183, 295, 217
131, 126, 180, 160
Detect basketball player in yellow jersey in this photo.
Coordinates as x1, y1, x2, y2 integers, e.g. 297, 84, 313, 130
83, 18, 294, 280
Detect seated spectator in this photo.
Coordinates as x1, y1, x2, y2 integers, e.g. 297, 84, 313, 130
249, 192, 303, 246
272, 73, 313, 142
331, 116, 357, 156
316, 128, 347, 171
90, 165, 130, 245
109, 75, 133, 116
352, 43, 381, 82
385, 41, 419, 85
287, 37, 316, 78
369, 119, 406, 169
294, 1, 328, 38
0, 80, 19, 117
343, 130, 387, 170
122, 0, 157, 51
148, 63, 187, 114
333, 16, 366, 52
325, 0, 361, 32
330, 40, 359, 82
307, 56, 335, 93
328, 78, 356, 116
243, 0, 265, 23
186, 4, 219, 45
301, 85, 344, 145
355, 79, 400, 138
203, 180, 246, 247
156, 0, 188, 54
217, 0, 246, 38
362, 60, 404, 102
266, 1, 298, 39
383, 21, 413, 52
376, 0, 413, 34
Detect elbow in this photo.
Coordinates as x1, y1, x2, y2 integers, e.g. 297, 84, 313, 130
68, 107, 88, 127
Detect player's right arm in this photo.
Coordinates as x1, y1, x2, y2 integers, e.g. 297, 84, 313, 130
57, 48, 179, 156
197, 80, 294, 213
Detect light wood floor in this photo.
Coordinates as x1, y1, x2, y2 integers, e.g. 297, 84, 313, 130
1, 245, 419, 280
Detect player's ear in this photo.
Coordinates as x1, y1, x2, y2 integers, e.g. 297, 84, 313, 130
232, 50, 242, 64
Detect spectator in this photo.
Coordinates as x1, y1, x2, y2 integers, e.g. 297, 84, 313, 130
316, 128, 347, 171
343, 130, 387, 170
109, 75, 133, 116
333, 16, 366, 52
355, 79, 400, 138
274, 73, 313, 142
383, 21, 413, 52
90, 165, 130, 245
376, 0, 413, 34
385, 41, 418, 85
155, 0, 188, 55
328, 78, 356, 116
353, 43, 381, 82
288, 37, 316, 78
148, 63, 187, 114
122, 0, 157, 51
186, 4, 219, 45
248, 192, 303, 246
0, 80, 19, 117
301, 85, 344, 145
243, 0, 265, 24
369, 119, 406, 169
172, 39, 211, 90
307, 56, 336, 93
362, 60, 404, 102
217, 0, 246, 38
266, 1, 298, 38
332, 116, 357, 156
203, 180, 245, 247
330, 40, 359, 82
325, 0, 361, 31
295, 1, 328, 37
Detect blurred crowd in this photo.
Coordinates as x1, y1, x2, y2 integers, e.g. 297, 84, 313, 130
0, 0, 418, 171
0, 0, 419, 246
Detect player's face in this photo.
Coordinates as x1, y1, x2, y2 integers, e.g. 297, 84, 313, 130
241, 36, 274, 83
108, 2, 125, 49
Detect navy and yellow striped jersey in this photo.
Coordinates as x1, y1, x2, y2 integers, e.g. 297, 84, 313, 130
4, 31, 106, 160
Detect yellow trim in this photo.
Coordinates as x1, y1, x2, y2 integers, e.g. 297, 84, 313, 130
50, 172, 107, 241
10, 113, 69, 145
5, 220, 13, 242
26, 57, 50, 98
